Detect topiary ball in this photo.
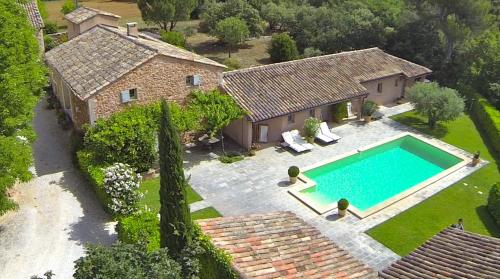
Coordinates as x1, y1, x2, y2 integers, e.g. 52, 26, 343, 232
338, 198, 349, 210
288, 166, 300, 177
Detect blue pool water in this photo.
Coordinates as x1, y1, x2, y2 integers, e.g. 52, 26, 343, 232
301, 135, 462, 211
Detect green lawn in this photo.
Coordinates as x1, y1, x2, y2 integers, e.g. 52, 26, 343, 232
138, 177, 203, 213
191, 207, 222, 220
367, 112, 500, 255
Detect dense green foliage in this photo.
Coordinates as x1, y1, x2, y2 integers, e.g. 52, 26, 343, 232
117, 211, 161, 252
223, 58, 241, 71
260, 1, 295, 31
60, 0, 76, 15
288, 166, 299, 177
76, 150, 111, 212
331, 102, 348, 123
338, 198, 349, 210
488, 182, 500, 226
408, 82, 465, 129
0, 0, 46, 214
465, 90, 500, 157
303, 117, 321, 140
268, 33, 299, 62
158, 101, 193, 259
73, 243, 182, 279
214, 17, 250, 58
202, 0, 263, 37
137, 0, 197, 30
368, 112, 500, 255
361, 100, 379, 116
83, 106, 158, 172
218, 153, 244, 164
160, 30, 187, 48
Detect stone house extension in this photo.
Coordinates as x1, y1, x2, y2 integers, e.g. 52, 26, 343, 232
19, 0, 44, 53
222, 48, 432, 149
45, 7, 226, 130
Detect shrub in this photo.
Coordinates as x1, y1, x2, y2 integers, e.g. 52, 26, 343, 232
44, 35, 56, 51
218, 153, 244, 164
466, 90, 500, 157
83, 106, 159, 172
103, 163, 142, 215
362, 101, 379, 116
160, 31, 187, 48
117, 211, 160, 252
223, 58, 241, 71
43, 21, 58, 34
332, 102, 347, 123
303, 117, 320, 140
288, 166, 299, 177
338, 198, 349, 210
73, 243, 182, 279
488, 182, 500, 226
268, 33, 299, 63
303, 47, 323, 58
76, 150, 110, 211
60, 0, 76, 15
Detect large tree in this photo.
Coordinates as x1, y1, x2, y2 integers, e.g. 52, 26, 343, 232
408, 82, 465, 129
268, 33, 299, 63
137, 0, 197, 31
202, 0, 263, 37
214, 17, 250, 58
158, 100, 193, 259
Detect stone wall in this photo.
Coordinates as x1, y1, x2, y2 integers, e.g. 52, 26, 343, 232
93, 55, 223, 120
70, 93, 89, 130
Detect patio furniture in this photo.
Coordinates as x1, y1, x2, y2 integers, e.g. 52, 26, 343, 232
319, 123, 341, 141
290, 130, 314, 150
281, 131, 309, 153
198, 133, 220, 150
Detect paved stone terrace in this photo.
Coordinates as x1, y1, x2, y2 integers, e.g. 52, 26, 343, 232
184, 105, 485, 271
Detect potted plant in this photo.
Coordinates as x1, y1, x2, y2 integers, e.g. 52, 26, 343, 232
288, 166, 300, 184
248, 143, 259, 156
362, 101, 379, 123
338, 198, 349, 217
472, 151, 480, 166
303, 117, 321, 143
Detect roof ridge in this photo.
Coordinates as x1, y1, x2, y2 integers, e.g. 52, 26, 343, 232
98, 25, 159, 54
223, 47, 381, 76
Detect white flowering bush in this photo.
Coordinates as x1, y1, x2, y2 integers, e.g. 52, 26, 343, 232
103, 163, 142, 215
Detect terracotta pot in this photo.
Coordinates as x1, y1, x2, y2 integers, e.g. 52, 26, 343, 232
364, 115, 372, 123
338, 208, 347, 217
307, 137, 314, 144
289, 176, 297, 184
472, 158, 480, 166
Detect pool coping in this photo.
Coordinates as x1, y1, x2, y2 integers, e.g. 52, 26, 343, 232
288, 132, 471, 218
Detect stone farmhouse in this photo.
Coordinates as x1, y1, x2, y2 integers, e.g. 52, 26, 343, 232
46, 7, 431, 149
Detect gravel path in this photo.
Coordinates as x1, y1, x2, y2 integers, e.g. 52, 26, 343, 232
0, 101, 116, 278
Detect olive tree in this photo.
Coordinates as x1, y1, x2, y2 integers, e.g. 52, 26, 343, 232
214, 17, 249, 58
137, 0, 197, 31
407, 82, 465, 129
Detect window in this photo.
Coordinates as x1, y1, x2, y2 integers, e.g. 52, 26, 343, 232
120, 88, 138, 103
309, 109, 315, 117
377, 83, 383, 93
287, 114, 295, 124
394, 79, 398, 87
186, 74, 202, 86
415, 77, 421, 82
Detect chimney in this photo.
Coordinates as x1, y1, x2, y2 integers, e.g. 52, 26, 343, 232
126, 22, 138, 37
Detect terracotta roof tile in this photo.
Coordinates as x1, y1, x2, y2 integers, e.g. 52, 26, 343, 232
379, 227, 500, 279
222, 48, 431, 122
45, 25, 224, 100
198, 211, 377, 279
64, 6, 120, 24
19, 0, 44, 29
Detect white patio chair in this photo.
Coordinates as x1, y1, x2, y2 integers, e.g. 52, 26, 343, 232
281, 131, 307, 153
319, 122, 341, 141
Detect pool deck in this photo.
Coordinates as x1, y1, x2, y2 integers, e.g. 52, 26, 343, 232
184, 104, 486, 271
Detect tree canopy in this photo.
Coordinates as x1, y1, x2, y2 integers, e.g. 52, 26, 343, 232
268, 33, 299, 63
214, 17, 250, 58
202, 0, 263, 37
137, 0, 197, 30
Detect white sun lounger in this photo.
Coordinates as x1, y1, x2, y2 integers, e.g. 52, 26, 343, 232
281, 131, 308, 153
290, 130, 314, 150
316, 131, 334, 143
320, 122, 341, 141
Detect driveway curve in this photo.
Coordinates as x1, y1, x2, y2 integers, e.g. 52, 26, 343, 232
0, 101, 116, 278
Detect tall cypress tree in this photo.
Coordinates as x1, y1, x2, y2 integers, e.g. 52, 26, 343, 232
158, 100, 192, 258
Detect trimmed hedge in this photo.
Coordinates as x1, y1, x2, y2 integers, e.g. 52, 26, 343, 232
116, 213, 238, 279
467, 91, 500, 157
76, 150, 111, 214
117, 211, 160, 252
488, 182, 500, 226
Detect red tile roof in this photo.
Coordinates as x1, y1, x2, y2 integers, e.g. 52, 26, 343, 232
222, 48, 431, 122
198, 211, 377, 279
380, 227, 500, 278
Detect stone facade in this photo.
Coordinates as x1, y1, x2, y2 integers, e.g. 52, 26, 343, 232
93, 55, 222, 121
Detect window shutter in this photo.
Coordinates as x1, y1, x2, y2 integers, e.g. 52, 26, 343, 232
192, 74, 202, 86
121, 90, 130, 103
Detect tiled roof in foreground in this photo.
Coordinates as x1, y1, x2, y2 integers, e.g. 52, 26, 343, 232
380, 227, 500, 278
20, 0, 44, 29
64, 6, 120, 24
45, 25, 224, 100
222, 48, 431, 122
198, 211, 377, 279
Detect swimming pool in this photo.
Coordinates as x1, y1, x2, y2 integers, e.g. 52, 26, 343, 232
289, 133, 467, 217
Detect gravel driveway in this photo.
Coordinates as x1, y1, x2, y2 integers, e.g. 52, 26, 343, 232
0, 101, 116, 278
